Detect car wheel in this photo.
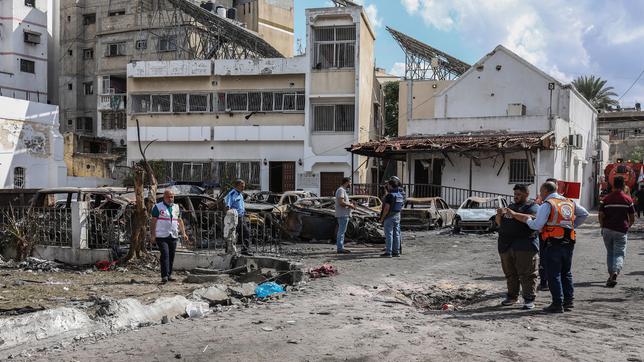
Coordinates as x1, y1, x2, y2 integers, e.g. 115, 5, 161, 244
436, 218, 443, 228
452, 218, 461, 234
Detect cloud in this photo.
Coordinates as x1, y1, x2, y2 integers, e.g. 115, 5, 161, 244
398, 0, 644, 105
389, 62, 406, 77
353, 0, 382, 28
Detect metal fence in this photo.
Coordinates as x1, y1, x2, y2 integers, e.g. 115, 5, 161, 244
87, 208, 135, 249
352, 183, 513, 208
0, 207, 73, 247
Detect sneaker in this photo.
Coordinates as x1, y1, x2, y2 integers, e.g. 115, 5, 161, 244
337, 249, 351, 254
380, 253, 392, 258
606, 274, 618, 288
392, 254, 401, 257
543, 304, 564, 313
523, 301, 535, 310
563, 301, 574, 311
538, 284, 549, 292
501, 298, 518, 306
161, 277, 168, 284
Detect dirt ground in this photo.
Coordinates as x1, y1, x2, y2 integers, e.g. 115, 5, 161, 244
2, 217, 644, 361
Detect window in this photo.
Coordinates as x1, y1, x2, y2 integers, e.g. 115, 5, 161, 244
83, 81, 93, 95
67, 83, 73, 90
313, 104, 355, 132
227, 93, 248, 111
151, 94, 171, 112
68, 50, 73, 56
76, 117, 93, 133
108, 10, 126, 16
83, 13, 96, 25
509, 159, 534, 184
23, 31, 41, 44
105, 42, 126, 57
101, 111, 126, 130
135, 40, 147, 50
188, 94, 209, 112
24, 0, 35, 7
313, 26, 356, 69
131, 94, 151, 113
216, 161, 261, 188
14, 167, 25, 188
172, 93, 187, 112
20, 59, 35, 73
83, 48, 94, 60
158, 35, 177, 52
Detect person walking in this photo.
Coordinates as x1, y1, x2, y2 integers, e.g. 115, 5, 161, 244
151, 189, 190, 284
335, 177, 356, 254
379, 178, 405, 258
635, 184, 644, 218
225, 179, 252, 256
599, 176, 636, 287
508, 181, 588, 313
496, 184, 540, 310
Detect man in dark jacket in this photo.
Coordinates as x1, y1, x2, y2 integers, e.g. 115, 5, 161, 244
496, 184, 540, 310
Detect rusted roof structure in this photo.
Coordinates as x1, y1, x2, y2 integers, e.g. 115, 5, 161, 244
348, 132, 555, 160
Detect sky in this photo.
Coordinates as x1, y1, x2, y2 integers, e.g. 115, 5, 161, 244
293, 0, 644, 107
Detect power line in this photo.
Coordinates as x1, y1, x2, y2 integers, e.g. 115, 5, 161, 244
618, 67, 644, 101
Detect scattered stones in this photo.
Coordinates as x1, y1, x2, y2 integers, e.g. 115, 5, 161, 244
192, 285, 229, 305
228, 282, 257, 298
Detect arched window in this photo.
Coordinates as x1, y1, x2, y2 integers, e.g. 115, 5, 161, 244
13, 167, 25, 188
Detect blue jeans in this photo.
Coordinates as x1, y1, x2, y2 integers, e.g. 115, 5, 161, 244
336, 217, 350, 251
602, 228, 628, 274
384, 213, 401, 255
545, 242, 574, 306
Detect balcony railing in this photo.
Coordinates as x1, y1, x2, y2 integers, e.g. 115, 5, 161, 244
98, 94, 126, 111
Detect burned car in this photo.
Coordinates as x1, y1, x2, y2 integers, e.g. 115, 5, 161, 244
452, 196, 509, 233
247, 191, 317, 214
349, 195, 382, 213
283, 197, 384, 243
401, 197, 455, 230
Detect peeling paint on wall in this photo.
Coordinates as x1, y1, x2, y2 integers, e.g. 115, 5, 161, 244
0, 120, 50, 157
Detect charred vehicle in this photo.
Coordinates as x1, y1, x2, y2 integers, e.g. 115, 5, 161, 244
349, 195, 382, 213
283, 197, 384, 243
246, 191, 317, 214
401, 197, 455, 230
453, 196, 509, 233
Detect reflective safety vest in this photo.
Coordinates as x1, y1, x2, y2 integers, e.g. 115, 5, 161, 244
541, 198, 576, 241
155, 202, 180, 238
390, 189, 405, 213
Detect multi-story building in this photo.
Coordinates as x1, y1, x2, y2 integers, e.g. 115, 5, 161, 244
597, 105, 644, 161
125, 4, 379, 195
0, 0, 49, 103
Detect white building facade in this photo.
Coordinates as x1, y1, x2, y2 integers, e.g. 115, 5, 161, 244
0, 0, 49, 103
401, 46, 598, 206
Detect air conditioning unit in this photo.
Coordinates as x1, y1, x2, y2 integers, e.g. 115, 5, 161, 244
568, 134, 583, 149
507, 103, 527, 116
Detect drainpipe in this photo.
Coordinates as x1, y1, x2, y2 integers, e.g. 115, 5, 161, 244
536, 148, 541, 195
468, 157, 473, 197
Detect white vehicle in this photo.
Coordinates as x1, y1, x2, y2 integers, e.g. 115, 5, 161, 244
453, 196, 509, 233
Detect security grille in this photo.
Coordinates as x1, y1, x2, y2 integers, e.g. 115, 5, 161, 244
105, 42, 126, 57
101, 111, 126, 130
314, 26, 356, 69
188, 94, 209, 112
13, 167, 25, 188
172, 93, 187, 112
131, 94, 151, 113
313, 104, 355, 132
509, 159, 534, 184
158, 35, 177, 52
151, 94, 171, 112
227, 93, 248, 111
216, 161, 261, 187
248, 92, 262, 112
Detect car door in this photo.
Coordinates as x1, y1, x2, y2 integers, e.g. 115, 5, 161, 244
440, 199, 455, 225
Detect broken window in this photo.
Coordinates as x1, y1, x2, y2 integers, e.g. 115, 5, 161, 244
105, 42, 126, 57
158, 35, 177, 52
172, 93, 187, 112
189, 94, 209, 112
130, 94, 151, 113
20, 59, 35, 74
151, 94, 171, 112
83, 13, 96, 25
13, 167, 25, 188
509, 159, 534, 184
313, 26, 356, 69
313, 104, 355, 132
227, 93, 248, 111
23, 31, 41, 44
83, 48, 94, 60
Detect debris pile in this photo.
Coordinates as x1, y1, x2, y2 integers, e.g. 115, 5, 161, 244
308, 264, 338, 279
0, 257, 64, 272
373, 283, 490, 311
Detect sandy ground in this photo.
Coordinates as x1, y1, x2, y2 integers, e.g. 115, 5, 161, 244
2, 218, 644, 361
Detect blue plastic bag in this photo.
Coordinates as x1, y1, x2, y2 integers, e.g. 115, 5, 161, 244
255, 282, 285, 298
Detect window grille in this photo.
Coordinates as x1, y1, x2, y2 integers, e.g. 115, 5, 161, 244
172, 93, 187, 112
216, 161, 261, 187
216, 93, 226, 112
335, 104, 354, 132
14, 167, 25, 188
83, 82, 93, 95
101, 111, 126, 130
189, 94, 209, 112
509, 159, 534, 184
135, 40, 147, 50
131, 94, 151, 113
313, 26, 356, 69
248, 92, 262, 112
313, 104, 354, 132
151, 94, 171, 112
83, 48, 94, 59
158, 35, 177, 52
313, 105, 335, 132
262, 92, 273, 112
20, 59, 35, 73
105, 42, 126, 57
227, 93, 248, 111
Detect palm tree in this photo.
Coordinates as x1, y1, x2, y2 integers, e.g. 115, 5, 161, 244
572, 75, 619, 110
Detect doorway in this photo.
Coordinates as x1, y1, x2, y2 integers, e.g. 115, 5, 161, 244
320, 172, 345, 196
269, 161, 296, 193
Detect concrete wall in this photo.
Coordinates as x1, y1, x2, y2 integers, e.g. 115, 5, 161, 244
0, 96, 65, 188
0, 0, 49, 102
407, 115, 550, 136
398, 80, 453, 136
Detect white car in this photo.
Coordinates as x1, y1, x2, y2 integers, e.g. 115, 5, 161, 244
453, 196, 509, 233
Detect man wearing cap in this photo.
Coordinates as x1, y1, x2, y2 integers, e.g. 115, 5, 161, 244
379, 177, 405, 257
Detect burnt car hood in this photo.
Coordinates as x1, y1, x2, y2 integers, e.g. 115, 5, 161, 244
456, 208, 496, 221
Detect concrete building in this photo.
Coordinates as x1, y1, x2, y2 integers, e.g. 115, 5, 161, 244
126, 5, 379, 195
354, 45, 600, 206
0, 0, 49, 103
233, 0, 294, 57
597, 106, 644, 161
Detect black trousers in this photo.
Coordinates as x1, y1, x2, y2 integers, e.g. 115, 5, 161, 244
156, 237, 177, 279
538, 237, 548, 287
237, 217, 251, 252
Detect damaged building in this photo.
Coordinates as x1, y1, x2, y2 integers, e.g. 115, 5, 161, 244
126, 4, 382, 195
351, 30, 602, 207
58, 0, 294, 183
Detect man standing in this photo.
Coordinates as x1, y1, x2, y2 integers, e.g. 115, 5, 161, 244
635, 184, 644, 218
496, 185, 540, 310
151, 189, 189, 284
599, 176, 636, 287
335, 177, 356, 254
379, 178, 405, 258
225, 179, 252, 256
536, 178, 558, 291
508, 182, 588, 313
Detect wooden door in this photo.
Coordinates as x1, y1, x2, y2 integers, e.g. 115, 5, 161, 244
320, 172, 345, 197
282, 162, 296, 191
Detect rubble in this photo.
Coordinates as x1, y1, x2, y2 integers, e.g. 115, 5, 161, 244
192, 285, 229, 305
0, 257, 64, 272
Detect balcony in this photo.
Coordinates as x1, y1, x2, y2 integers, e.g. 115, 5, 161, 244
98, 94, 126, 111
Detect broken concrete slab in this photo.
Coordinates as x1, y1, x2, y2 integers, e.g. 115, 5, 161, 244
228, 282, 257, 298
96, 296, 191, 330
183, 274, 235, 284
192, 285, 229, 305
